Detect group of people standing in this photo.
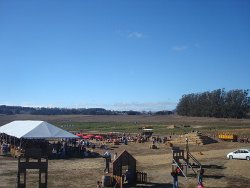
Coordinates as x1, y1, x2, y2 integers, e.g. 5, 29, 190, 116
171, 167, 204, 188
0, 141, 10, 155
50, 140, 68, 159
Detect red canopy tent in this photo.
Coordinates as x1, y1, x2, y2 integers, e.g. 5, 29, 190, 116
95, 135, 104, 139
82, 136, 90, 139
86, 134, 95, 138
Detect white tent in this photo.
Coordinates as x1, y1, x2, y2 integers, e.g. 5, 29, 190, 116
0, 120, 79, 139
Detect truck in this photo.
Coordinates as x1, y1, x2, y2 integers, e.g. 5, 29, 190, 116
141, 128, 153, 137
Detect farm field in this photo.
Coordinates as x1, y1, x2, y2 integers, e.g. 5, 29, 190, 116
1, 114, 250, 136
1, 115, 250, 188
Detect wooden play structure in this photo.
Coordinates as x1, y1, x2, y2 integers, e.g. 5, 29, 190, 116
101, 150, 147, 188
17, 148, 48, 188
112, 150, 137, 187
171, 138, 202, 179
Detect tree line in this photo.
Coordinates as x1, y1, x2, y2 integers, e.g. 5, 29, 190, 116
1, 89, 249, 118
0, 105, 173, 116
176, 89, 250, 118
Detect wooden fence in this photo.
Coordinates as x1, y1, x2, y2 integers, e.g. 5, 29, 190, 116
136, 171, 147, 183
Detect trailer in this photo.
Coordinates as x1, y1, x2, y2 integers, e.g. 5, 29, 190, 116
218, 132, 238, 142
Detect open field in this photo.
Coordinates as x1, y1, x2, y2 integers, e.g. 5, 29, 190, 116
1, 114, 250, 135
1, 115, 250, 187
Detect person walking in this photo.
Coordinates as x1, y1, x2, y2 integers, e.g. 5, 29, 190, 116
198, 168, 204, 184
114, 152, 117, 160
171, 169, 179, 188
103, 150, 111, 173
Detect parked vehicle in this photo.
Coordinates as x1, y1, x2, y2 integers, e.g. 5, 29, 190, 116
141, 128, 153, 137
227, 149, 250, 160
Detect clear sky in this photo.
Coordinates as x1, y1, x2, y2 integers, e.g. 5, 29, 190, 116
0, 0, 249, 111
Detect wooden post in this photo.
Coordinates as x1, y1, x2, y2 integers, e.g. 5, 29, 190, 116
17, 149, 48, 188
120, 175, 123, 188
186, 137, 189, 165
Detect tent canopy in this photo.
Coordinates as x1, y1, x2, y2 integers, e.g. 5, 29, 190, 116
0, 120, 79, 139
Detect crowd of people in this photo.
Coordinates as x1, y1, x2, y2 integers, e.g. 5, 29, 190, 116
0, 134, 100, 159
87, 132, 173, 146
1, 131, 174, 160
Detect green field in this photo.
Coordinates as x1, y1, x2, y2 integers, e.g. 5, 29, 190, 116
1, 114, 250, 136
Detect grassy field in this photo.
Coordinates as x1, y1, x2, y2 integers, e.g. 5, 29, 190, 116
1, 114, 250, 135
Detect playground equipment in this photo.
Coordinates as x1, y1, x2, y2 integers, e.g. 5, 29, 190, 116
112, 150, 137, 187
17, 148, 48, 188
171, 138, 202, 179
101, 150, 147, 188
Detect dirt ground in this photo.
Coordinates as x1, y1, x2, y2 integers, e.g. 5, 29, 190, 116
1, 140, 250, 188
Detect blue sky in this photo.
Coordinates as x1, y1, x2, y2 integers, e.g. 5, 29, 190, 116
0, 0, 249, 111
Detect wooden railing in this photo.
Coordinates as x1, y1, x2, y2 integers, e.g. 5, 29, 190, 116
188, 152, 202, 167
112, 172, 147, 187
136, 171, 147, 183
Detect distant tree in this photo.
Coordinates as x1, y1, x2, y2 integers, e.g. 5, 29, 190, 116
176, 89, 250, 118
0, 105, 140, 116
126, 110, 141, 115
155, 110, 173, 115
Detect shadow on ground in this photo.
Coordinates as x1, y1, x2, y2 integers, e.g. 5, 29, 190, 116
202, 164, 225, 169
186, 174, 225, 179
134, 183, 173, 187
203, 174, 225, 179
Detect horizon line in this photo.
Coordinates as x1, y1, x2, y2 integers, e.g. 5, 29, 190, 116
0, 104, 176, 112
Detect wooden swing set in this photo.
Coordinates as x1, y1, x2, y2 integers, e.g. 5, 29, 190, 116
171, 138, 202, 179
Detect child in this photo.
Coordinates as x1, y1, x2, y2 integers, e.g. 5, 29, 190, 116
96, 181, 101, 188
